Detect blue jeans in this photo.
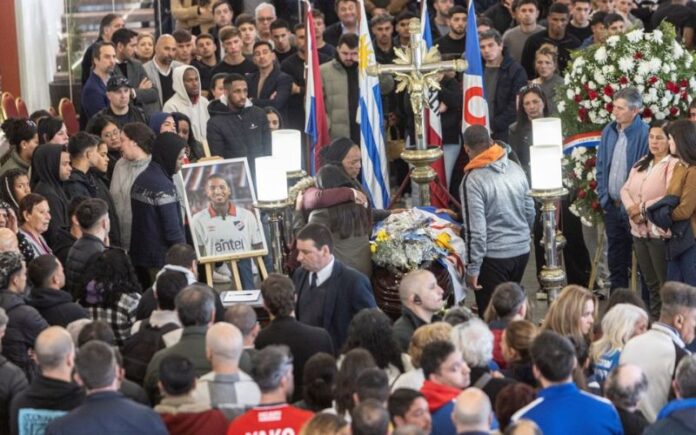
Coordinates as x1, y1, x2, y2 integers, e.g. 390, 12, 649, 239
237, 258, 255, 290
667, 243, 696, 286
604, 202, 633, 290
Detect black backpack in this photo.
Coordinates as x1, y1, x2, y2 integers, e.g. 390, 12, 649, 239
121, 319, 180, 385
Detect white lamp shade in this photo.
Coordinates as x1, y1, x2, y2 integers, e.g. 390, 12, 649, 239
530, 145, 563, 190
532, 118, 563, 148
272, 129, 302, 172
255, 157, 289, 201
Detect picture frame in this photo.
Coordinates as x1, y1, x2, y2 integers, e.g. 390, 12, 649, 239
179, 157, 268, 262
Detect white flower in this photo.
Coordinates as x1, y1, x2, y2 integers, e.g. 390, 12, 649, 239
618, 57, 634, 73
655, 111, 666, 120
637, 61, 651, 77
567, 89, 575, 100
662, 64, 672, 74
662, 95, 672, 106
626, 29, 644, 42
586, 170, 595, 181
573, 57, 586, 70
580, 216, 592, 227
690, 77, 696, 89
685, 55, 693, 67
652, 29, 663, 42
603, 95, 612, 103
558, 101, 566, 113
594, 71, 607, 85
588, 81, 597, 89
648, 87, 658, 96
649, 58, 661, 73
574, 167, 583, 178
592, 99, 601, 108
594, 47, 608, 64
606, 35, 620, 47
637, 84, 645, 94
673, 41, 684, 58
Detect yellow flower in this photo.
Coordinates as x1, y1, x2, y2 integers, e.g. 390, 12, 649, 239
435, 232, 453, 252
370, 242, 377, 254
376, 229, 389, 242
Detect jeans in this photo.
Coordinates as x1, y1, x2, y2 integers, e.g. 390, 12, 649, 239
476, 253, 529, 316
667, 243, 696, 286
604, 203, 633, 290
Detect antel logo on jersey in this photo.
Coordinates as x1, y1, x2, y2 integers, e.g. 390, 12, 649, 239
215, 239, 246, 253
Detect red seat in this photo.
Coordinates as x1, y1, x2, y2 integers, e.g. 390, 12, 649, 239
58, 98, 79, 136
15, 97, 29, 118
1, 92, 19, 120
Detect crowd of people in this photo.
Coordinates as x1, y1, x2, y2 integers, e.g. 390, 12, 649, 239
2, 0, 696, 433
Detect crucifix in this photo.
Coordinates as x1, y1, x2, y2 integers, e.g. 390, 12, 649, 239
367, 17, 467, 205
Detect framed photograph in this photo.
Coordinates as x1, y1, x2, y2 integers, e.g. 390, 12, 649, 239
180, 158, 268, 261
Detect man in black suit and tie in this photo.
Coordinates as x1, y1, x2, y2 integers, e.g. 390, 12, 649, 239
256, 273, 334, 401
292, 223, 377, 351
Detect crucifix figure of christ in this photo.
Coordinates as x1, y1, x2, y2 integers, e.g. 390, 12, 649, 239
367, 18, 467, 151
366, 17, 467, 205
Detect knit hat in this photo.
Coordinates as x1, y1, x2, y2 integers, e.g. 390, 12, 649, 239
320, 137, 356, 167
0, 251, 23, 289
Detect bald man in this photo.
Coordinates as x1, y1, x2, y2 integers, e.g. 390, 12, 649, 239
10, 327, 84, 434
393, 269, 446, 352
505, 420, 543, 435
605, 363, 649, 434
192, 322, 260, 419
143, 34, 184, 108
224, 305, 259, 375
451, 388, 493, 434
0, 228, 19, 253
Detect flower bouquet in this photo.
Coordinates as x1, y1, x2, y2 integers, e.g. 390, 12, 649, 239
563, 147, 602, 226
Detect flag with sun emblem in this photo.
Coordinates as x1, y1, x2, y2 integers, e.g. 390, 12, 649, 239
357, 0, 390, 209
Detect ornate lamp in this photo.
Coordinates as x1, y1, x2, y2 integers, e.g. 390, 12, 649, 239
254, 156, 291, 273
529, 118, 567, 301
272, 129, 306, 181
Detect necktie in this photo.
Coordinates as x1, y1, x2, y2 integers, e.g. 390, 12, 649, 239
310, 273, 317, 289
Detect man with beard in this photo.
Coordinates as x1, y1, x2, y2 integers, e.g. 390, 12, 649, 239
192, 174, 264, 288
163, 66, 210, 142
81, 42, 118, 121
371, 14, 395, 64
111, 28, 159, 117
246, 41, 293, 121
321, 33, 361, 143
324, 0, 359, 47
143, 34, 184, 109
435, 6, 467, 57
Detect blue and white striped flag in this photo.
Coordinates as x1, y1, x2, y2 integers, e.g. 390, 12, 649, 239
357, 0, 390, 209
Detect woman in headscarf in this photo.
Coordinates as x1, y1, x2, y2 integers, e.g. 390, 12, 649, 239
129, 132, 187, 288
148, 112, 177, 135
30, 144, 72, 248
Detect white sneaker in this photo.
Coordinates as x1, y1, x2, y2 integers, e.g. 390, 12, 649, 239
213, 271, 232, 283
216, 263, 232, 277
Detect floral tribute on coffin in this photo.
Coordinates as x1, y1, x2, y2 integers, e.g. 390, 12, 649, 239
370, 208, 466, 318
557, 22, 696, 226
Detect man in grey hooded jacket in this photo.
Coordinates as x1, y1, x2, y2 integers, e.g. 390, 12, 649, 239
459, 125, 535, 315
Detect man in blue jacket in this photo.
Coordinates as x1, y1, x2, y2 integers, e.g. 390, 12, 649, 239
292, 223, 376, 351
596, 87, 649, 290
512, 331, 623, 435
645, 354, 696, 434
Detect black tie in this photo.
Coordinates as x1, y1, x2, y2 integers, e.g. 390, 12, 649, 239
310, 273, 317, 289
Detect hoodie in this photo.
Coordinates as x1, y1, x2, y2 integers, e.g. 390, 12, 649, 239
9, 375, 85, 435
28, 288, 88, 327
31, 145, 70, 248
130, 133, 187, 269
110, 155, 152, 251
420, 380, 460, 435
163, 66, 209, 143
460, 144, 535, 277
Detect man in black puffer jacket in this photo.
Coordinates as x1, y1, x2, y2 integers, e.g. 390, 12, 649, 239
64, 199, 109, 300
206, 73, 271, 181
27, 255, 88, 327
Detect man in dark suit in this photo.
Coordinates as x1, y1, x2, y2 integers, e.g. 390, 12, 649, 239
292, 223, 377, 351
256, 273, 334, 401
246, 41, 293, 122
323, 0, 359, 47
111, 28, 160, 117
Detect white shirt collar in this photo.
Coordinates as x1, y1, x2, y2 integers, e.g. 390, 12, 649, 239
314, 256, 335, 287
153, 59, 172, 76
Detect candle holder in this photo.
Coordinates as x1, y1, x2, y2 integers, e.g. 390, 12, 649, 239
400, 146, 443, 206
530, 188, 568, 302
254, 199, 291, 274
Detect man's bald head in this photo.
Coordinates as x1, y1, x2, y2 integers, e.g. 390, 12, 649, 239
398, 269, 433, 303
35, 326, 75, 370
605, 363, 648, 410
452, 388, 492, 432
504, 419, 542, 435
206, 322, 243, 363
0, 228, 19, 253
155, 34, 176, 66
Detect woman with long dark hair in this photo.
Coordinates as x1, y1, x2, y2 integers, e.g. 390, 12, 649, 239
80, 248, 142, 346
0, 118, 38, 175
508, 85, 549, 177
0, 168, 31, 213
620, 121, 678, 318
37, 116, 69, 146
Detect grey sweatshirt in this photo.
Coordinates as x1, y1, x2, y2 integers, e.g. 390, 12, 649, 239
110, 156, 152, 251
460, 146, 534, 276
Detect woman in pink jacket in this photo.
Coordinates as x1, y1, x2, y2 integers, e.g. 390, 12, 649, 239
620, 121, 679, 319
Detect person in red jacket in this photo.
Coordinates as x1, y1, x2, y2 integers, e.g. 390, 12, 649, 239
227, 345, 313, 434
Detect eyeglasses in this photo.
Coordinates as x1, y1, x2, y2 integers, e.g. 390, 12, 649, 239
103, 129, 121, 140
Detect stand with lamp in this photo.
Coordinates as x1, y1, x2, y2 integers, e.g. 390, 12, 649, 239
529, 118, 568, 302
255, 156, 291, 274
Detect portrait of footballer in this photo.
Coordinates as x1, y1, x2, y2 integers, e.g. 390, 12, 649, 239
180, 159, 268, 260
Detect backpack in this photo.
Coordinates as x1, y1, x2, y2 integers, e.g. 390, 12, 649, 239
121, 319, 180, 384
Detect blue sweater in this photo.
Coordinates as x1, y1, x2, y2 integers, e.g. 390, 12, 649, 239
513, 383, 623, 435
596, 115, 649, 210
81, 72, 109, 120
